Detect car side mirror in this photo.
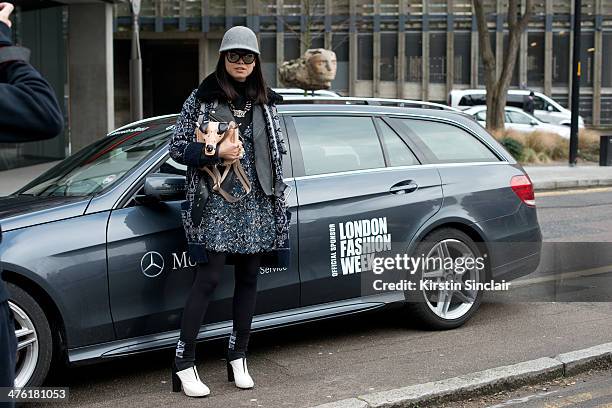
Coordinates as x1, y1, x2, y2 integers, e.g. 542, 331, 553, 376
140, 173, 186, 203
530, 120, 538, 126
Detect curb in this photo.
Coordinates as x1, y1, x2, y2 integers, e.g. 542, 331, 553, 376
533, 178, 612, 191
311, 342, 612, 408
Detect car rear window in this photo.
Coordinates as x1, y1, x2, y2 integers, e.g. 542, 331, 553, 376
392, 118, 500, 163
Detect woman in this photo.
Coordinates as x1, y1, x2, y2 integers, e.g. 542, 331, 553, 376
168, 26, 291, 397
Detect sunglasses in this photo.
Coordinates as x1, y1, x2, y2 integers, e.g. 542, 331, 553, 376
198, 121, 230, 134
226, 50, 256, 64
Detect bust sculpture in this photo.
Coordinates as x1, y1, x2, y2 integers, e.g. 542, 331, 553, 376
278, 48, 337, 90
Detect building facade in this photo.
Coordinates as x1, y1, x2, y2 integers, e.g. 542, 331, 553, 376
113, 0, 612, 129
2, 0, 612, 171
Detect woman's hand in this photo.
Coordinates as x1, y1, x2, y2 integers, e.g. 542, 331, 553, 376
218, 140, 243, 161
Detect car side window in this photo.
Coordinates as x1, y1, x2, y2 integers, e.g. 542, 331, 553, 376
475, 111, 487, 121
376, 119, 419, 166
534, 97, 559, 112
507, 111, 533, 125
533, 96, 545, 111
292, 115, 385, 176
506, 94, 524, 108
459, 94, 486, 106
394, 118, 500, 163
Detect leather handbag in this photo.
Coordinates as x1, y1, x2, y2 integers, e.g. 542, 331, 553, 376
194, 116, 252, 202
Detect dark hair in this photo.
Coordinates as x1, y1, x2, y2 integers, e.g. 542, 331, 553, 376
215, 50, 269, 105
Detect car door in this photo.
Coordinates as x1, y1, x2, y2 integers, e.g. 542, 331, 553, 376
106, 149, 300, 340
285, 114, 443, 307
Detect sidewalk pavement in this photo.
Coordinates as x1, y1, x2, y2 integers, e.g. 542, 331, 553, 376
524, 164, 612, 191
0, 162, 612, 196
0, 160, 60, 196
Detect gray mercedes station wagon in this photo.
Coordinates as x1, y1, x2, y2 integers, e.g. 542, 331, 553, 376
0, 98, 542, 387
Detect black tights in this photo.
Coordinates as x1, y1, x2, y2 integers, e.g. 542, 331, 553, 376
174, 250, 262, 371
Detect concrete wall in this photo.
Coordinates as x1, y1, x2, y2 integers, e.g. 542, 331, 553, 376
68, 2, 114, 154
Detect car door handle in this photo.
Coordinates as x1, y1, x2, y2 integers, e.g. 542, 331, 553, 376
389, 180, 419, 194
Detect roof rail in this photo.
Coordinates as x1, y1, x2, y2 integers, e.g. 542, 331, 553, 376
279, 96, 458, 111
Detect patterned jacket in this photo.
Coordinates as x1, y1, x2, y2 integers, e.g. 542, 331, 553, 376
169, 72, 291, 266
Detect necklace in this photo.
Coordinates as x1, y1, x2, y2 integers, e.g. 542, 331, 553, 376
229, 99, 252, 118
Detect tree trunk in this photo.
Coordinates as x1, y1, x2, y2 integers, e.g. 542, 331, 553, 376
473, 0, 533, 132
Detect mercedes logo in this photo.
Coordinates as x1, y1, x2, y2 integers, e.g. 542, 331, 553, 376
141, 251, 165, 278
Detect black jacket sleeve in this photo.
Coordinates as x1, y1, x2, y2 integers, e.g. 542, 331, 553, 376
169, 89, 223, 168
0, 21, 64, 143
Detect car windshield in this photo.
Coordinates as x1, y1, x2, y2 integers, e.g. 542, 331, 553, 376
16, 123, 173, 197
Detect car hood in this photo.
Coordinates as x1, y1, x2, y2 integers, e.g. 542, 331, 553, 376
0, 195, 91, 232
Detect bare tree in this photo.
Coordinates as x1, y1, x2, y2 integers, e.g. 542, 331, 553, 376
268, 0, 349, 54
473, 0, 534, 131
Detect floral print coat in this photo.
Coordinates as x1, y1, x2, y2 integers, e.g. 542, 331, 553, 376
168, 73, 291, 266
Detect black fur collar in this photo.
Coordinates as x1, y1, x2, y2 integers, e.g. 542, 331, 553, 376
195, 72, 283, 105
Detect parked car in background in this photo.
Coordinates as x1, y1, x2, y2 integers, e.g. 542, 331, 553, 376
272, 87, 342, 97
448, 89, 585, 128
464, 106, 571, 139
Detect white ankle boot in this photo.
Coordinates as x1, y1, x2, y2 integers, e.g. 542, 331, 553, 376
227, 358, 254, 389
172, 363, 211, 397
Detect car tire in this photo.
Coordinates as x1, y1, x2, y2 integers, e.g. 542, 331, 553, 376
403, 228, 487, 330
7, 283, 53, 387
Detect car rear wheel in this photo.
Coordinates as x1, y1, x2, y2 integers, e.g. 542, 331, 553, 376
7, 283, 53, 387
404, 228, 487, 330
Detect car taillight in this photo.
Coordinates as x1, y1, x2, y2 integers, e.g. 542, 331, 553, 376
510, 175, 535, 207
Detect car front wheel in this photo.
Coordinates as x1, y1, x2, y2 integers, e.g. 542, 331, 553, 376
7, 283, 53, 387
404, 228, 488, 330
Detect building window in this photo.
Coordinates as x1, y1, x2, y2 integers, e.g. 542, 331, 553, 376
380, 33, 397, 81
405, 32, 422, 82
430, 33, 446, 84
332, 33, 349, 91
603, 33, 612, 87
580, 32, 594, 87
260, 34, 277, 86
552, 31, 570, 86
527, 32, 545, 87
285, 35, 301, 60
454, 32, 471, 85
358, 34, 373, 80
309, 34, 324, 49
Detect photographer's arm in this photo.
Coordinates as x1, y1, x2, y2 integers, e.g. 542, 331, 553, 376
0, 20, 64, 143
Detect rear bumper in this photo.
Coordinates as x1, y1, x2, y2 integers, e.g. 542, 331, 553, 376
490, 248, 541, 282
474, 205, 543, 282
